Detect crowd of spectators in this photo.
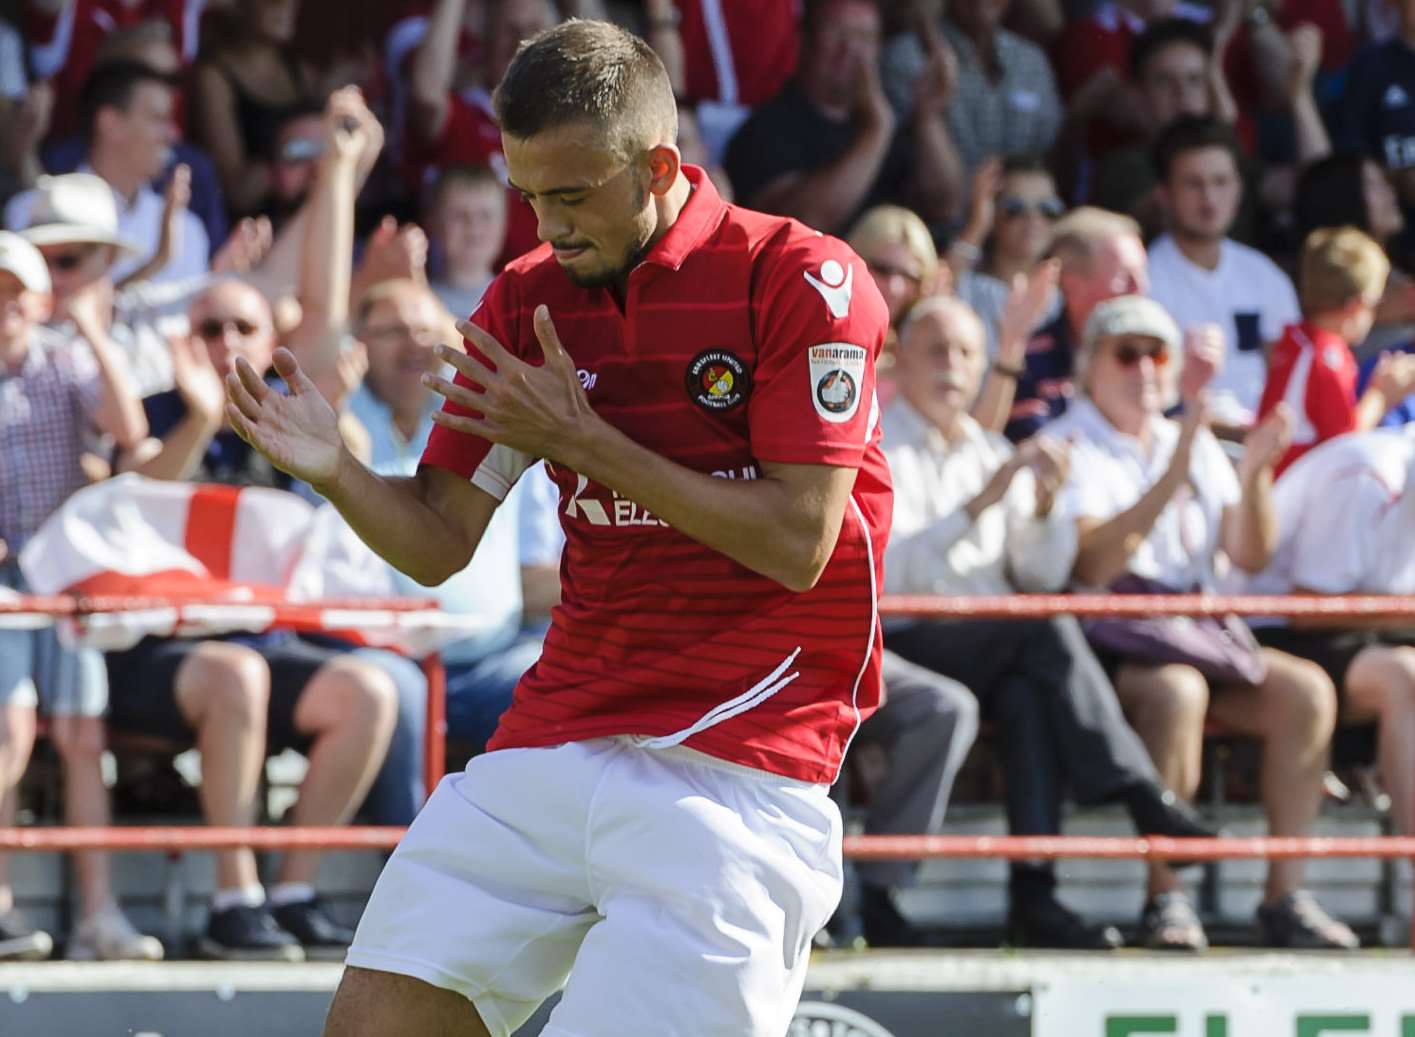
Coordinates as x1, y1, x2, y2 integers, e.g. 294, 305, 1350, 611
4, 0, 1415, 962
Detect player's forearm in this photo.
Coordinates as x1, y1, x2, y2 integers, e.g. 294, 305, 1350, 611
316, 456, 478, 586
560, 419, 849, 592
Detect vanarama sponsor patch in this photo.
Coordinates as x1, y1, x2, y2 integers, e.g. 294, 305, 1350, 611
808, 342, 867, 423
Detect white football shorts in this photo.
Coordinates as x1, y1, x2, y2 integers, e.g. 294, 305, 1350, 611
345, 736, 843, 1037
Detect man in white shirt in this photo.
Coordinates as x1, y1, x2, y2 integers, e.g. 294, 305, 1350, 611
5, 61, 208, 286
1147, 116, 1300, 431
1247, 428, 1415, 840
882, 295, 1215, 950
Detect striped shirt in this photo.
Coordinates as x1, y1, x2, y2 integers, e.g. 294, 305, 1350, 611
422, 166, 893, 784
0, 327, 102, 551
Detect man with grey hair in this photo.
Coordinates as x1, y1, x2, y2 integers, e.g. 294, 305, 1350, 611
1000, 207, 1148, 442
881, 293, 1215, 949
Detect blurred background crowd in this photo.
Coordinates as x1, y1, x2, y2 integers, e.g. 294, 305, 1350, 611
5, 0, 1415, 967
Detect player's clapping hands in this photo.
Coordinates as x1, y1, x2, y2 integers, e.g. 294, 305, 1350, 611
426, 306, 596, 462
225, 349, 345, 487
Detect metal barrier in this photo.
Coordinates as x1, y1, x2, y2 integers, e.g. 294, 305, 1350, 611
2, 593, 1413, 950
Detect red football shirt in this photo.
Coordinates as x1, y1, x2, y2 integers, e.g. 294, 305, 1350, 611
1258, 321, 1359, 477
421, 166, 892, 784
27, 0, 201, 141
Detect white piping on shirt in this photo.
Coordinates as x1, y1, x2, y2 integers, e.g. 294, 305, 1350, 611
831, 495, 878, 785
634, 646, 802, 749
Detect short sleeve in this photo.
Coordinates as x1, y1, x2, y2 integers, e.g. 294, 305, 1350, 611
420, 272, 535, 500
747, 234, 889, 468
1306, 349, 1359, 443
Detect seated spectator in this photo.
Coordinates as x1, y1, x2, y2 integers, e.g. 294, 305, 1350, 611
0, 231, 154, 961
952, 157, 1065, 357
1147, 116, 1300, 431
1087, 19, 1251, 240
424, 165, 507, 320
24, 0, 203, 144
827, 651, 978, 948
1247, 428, 1415, 837
5, 61, 211, 287
261, 103, 327, 232
724, 0, 964, 235
1336, 2, 1415, 241
1294, 156, 1415, 341
1049, 294, 1355, 950
38, 21, 231, 252
406, 0, 552, 265
18, 172, 179, 397
882, 0, 1061, 186
882, 295, 1216, 950
191, 0, 321, 217
108, 279, 402, 960
845, 203, 941, 405
1003, 206, 1147, 441
1258, 226, 1415, 475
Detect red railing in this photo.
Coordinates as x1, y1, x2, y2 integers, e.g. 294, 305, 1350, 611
2, 593, 1412, 949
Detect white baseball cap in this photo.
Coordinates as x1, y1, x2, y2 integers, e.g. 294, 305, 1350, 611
18, 173, 141, 253
0, 231, 52, 294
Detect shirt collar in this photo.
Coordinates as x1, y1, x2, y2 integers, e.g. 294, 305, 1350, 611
638, 165, 727, 273
77, 162, 155, 215
1070, 394, 1173, 461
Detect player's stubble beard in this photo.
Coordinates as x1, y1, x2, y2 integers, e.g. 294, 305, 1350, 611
559, 179, 654, 290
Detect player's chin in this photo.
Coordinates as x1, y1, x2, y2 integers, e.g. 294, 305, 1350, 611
560, 254, 620, 289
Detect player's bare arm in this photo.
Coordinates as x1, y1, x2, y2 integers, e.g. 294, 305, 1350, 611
225, 347, 498, 586
427, 306, 858, 593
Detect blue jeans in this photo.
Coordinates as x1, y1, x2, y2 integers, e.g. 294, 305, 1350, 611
445, 630, 546, 751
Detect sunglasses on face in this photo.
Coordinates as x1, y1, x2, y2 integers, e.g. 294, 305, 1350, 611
999, 196, 1065, 220
196, 316, 262, 339
46, 247, 99, 272
1111, 339, 1170, 368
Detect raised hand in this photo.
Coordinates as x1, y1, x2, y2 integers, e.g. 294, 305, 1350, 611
997, 258, 1060, 360
961, 158, 1003, 248
1286, 23, 1323, 101
852, 50, 895, 134
212, 216, 274, 275
1239, 402, 1293, 480
1370, 350, 1415, 405
357, 216, 429, 286
225, 348, 345, 487
425, 306, 596, 461
965, 451, 1027, 521
1022, 436, 1071, 517
170, 332, 226, 427
1180, 323, 1225, 404
310, 341, 369, 413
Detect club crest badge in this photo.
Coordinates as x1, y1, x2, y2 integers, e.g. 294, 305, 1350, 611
686, 349, 750, 412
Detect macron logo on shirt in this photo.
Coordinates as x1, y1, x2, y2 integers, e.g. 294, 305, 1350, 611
804, 260, 853, 319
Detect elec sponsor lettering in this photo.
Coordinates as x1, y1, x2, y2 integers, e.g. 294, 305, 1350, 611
563, 467, 758, 528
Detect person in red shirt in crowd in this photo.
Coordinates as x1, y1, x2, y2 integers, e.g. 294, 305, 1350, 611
642, 0, 800, 163
406, 0, 568, 267
24, 0, 202, 143
227, 20, 891, 1035
1258, 226, 1415, 474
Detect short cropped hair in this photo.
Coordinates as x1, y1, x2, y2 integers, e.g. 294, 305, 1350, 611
847, 205, 939, 284
493, 19, 677, 161
429, 164, 507, 212
1153, 115, 1242, 183
1045, 207, 1141, 274
1298, 226, 1390, 316
79, 59, 177, 141
1131, 18, 1213, 80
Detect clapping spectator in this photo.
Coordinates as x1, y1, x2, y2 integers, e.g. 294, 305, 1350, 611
0, 21, 50, 209
724, 0, 965, 234
1257, 226, 1415, 474
1050, 294, 1355, 951
1147, 116, 1300, 430
23, 0, 203, 143
406, 0, 553, 265
6, 61, 210, 287
1247, 428, 1415, 838
0, 231, 153, 962
952, 157, 1065, 357
882, 0, 1061, 191
424, 165, 506, 320
881, 295, 1217, 949
191, 0, 321, 217
1003, 206, 1148, 441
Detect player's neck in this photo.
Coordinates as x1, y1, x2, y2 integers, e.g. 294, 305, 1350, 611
611, 171, 693, 302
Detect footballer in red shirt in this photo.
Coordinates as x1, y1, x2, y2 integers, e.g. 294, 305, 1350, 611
226, 20, 889, 1037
